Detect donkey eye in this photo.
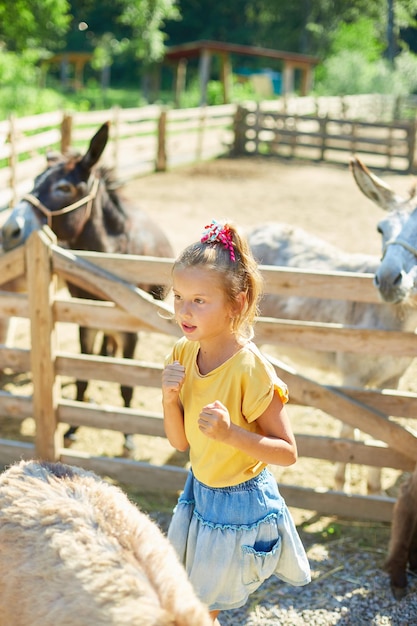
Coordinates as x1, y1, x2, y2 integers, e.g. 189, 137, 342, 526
57, 183, 72, 194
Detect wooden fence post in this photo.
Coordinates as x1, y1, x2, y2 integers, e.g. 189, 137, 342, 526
112, 105, 120, 176
232, 105, 247, 156
254, 102, 261, 155
7, 115, 17, 207
196, 106, 206, 161
319, 115, 328, 161
60, 112, 73, 155
408, 119, 417, 174
156, 109, 167, 172
26, 228, 61, 461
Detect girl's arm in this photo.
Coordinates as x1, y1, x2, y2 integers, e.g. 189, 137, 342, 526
162, 361, 189, 452
198, 392, 297, 467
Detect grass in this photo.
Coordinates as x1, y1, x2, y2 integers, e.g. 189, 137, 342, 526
0, 84, 174, 121
0, 74, 264, 121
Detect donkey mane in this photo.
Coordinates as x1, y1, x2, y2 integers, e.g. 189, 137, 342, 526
95, 165, 129, 237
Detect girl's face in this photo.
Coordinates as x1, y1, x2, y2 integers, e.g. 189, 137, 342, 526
172, 266, 235, 344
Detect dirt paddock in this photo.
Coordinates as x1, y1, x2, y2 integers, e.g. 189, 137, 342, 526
2, 155, 417, 624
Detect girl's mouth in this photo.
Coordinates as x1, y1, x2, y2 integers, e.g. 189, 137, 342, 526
181, 322, 196, 334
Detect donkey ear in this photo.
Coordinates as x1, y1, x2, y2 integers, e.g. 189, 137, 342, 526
350, 155, 409, 212
81, 122, 110, 170
46, 150, 64, 166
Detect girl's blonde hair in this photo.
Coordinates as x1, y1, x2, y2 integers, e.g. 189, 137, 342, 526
173, 221, 263, 340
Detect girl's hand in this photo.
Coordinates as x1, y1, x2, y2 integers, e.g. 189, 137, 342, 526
162, 361, 185, 402
198, 400, 232, 441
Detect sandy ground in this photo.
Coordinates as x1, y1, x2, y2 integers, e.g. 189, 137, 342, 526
124, 155, 397, 257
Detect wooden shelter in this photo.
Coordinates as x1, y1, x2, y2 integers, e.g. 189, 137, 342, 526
41, 52, 93, 91
164, 40, 320, 106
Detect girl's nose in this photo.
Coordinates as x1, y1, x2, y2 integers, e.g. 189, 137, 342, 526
179, 301, 191, 317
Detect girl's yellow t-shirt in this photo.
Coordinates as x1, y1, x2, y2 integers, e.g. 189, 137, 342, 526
166, 337, 289, 488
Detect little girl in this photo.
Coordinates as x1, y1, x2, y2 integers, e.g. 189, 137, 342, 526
162, 220, 310, 623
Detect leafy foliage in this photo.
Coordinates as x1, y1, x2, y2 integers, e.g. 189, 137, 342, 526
118, 0, 180, 62
2, 0, 417, 108
327, 18, 385, 62
314, 51, 406, 96
314, 16, 417, 96
0, 50, 65, 116
0, 0, 70, 52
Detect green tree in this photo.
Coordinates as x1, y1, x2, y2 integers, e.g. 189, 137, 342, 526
118, 0, 180, 62
0, 0, 70, 52
314, 14, 417, 96
63, 0, 180, 88
67, 0, 179, 62
163, 0, 417, 60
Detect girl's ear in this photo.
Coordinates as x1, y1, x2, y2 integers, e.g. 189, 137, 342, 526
233, 291, 247, 316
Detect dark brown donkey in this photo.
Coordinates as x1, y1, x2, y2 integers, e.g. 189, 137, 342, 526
1, 122, 174, 455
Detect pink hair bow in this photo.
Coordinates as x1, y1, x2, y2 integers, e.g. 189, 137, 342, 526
201, 219, 236, 262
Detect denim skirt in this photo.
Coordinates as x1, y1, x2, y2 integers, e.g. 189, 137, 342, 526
167, 469, 311, 612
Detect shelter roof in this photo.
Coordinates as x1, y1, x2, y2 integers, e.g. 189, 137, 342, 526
164, 40, 319, 67
46, 52, 93, 64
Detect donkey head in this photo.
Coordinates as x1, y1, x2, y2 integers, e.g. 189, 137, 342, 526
351, 156, 417, 304
2, 122, 110, 250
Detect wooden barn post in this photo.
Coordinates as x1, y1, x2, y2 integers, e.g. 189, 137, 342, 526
174, 58, 187, 108
220, 52, 232, 104
198, 48, 212, 106
26, 228, 61, 461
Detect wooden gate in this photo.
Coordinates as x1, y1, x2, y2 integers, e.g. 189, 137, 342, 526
233, 103, 417, 173
1, 229, 417, 521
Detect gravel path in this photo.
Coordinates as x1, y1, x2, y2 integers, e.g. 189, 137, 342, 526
219, 525, 417, 626
152, 512, 417, 625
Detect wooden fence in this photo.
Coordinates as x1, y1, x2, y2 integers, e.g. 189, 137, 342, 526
1, 229, 417, 522
253, 93, 417, 122
0, 104, 236, 208
233, 102, 417, 172
1, 94, 417, 211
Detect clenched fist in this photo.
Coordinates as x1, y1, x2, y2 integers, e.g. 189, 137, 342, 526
162, 360, 185, 402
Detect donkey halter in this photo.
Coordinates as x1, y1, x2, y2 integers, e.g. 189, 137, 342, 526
383, 238, 417, 259
22, 176, 100, 229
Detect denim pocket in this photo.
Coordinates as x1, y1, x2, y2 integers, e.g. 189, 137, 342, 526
242, 534, 282, 587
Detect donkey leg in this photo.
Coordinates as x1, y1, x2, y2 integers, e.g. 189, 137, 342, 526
408, 524, 417, 573
0, 317, 11, 345
64, 327, 99, 445
385, 471, 417, 599
120, 332, 138, 456
366, 465, 382, 495
334, 423, 355, 492
334, 424, 382, 494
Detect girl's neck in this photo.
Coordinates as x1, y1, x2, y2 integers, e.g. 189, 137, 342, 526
197, 336, 245, 375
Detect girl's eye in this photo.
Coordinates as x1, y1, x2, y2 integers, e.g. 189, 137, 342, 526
173, 294, 181, 301
195, 298, 204, 304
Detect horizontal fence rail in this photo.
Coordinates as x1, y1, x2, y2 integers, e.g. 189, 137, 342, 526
1, 231, 417, 522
